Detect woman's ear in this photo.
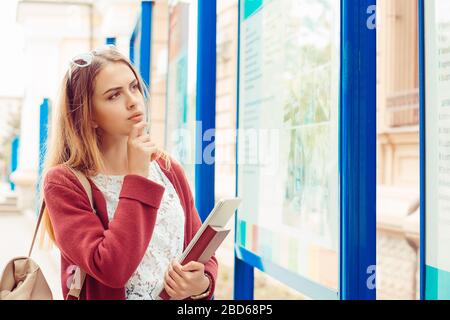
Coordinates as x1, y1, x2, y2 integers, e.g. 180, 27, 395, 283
90, 120, 99, 129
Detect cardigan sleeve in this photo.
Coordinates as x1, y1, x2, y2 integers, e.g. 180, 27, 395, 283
170, 160, 219, 300
43, 166, 165, 289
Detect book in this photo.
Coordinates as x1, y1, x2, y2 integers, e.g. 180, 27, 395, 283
183, 225, 231, 264
159, 225, 230, 300
158, 198, 241, 300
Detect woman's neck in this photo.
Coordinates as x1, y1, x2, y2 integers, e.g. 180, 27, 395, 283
98, 134, 129, 175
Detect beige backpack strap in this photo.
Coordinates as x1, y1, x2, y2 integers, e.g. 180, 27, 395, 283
28, 201, 46, 258
28, 166, 94, 300
28, 168, 94, 257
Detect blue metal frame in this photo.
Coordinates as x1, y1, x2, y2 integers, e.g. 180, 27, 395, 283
195, 0, 216, 223
129, 1, 153, 88
234, 0, 254, 300
106, 37, 116, 45
36, 98, 50, 215
418, 0, 426, 300
340, 0, 377, 300
129, 1, 153, 127
140, 1, 153, 87
38, 98, 49, 182
129, 19, 139, 64
9, 136, 19, 191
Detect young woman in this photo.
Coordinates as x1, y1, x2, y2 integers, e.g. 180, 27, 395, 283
41, 45, 217, 300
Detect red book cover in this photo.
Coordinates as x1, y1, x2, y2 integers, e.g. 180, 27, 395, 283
159, 225, 230, 300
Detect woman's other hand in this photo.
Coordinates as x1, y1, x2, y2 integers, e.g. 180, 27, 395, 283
163, 260, 210, 300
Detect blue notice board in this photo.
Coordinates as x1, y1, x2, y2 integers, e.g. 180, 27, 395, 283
235, 0, 376, 300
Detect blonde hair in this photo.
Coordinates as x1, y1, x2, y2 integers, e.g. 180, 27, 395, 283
41, 48, 170, 244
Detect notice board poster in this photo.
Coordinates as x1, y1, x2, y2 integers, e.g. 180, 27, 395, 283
424, 0, 450, 300
237, 0, 340, 291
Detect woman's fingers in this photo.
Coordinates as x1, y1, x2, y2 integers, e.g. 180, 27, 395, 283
136, 134, 151, 143
142, 147, 158, 156
169, 262, 185, 283
166, 266, 188, 299
182, 261, 204, 272
129, 121, 147, 139
173, 261, 189, 279
141, 141, 156, 148
165, 271, 178, 290
164, 280, 178, 299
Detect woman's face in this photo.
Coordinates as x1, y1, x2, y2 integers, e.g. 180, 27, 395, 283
92, 62, 145, 137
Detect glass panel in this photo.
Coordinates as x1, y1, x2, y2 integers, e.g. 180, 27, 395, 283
424, 0, 450, 300
376, 0, 420, 300
237, 0, 340, 291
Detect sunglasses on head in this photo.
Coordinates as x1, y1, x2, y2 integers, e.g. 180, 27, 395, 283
68, 44, 118, 82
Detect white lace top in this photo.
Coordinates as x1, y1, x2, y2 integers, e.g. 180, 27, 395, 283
90, 161, 185, 300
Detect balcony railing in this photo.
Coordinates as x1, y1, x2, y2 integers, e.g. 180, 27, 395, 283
386, 89, 419, 128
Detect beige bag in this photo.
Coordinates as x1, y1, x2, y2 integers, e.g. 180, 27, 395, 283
0, 168, 93, 300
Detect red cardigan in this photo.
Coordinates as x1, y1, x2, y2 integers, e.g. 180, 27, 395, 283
43, 158, 218, 300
